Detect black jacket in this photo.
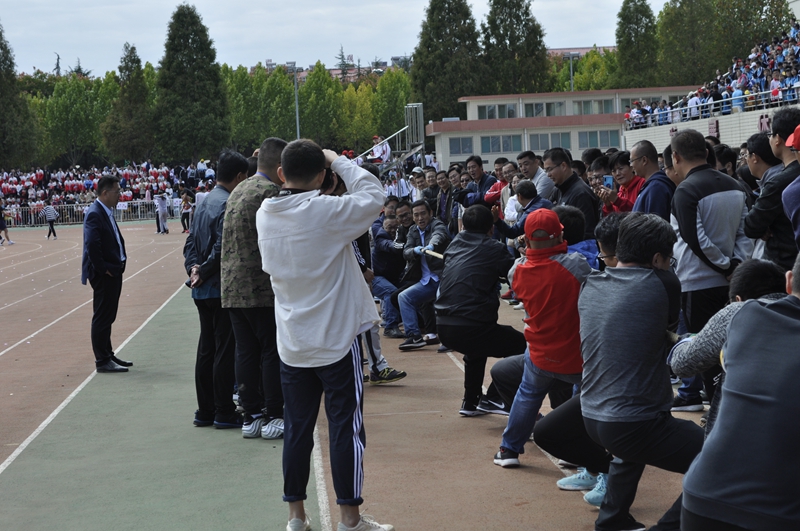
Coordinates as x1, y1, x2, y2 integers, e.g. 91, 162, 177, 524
435, 187, 460, 236
549, 173, 601, 240
400, 218, 450, 284
372, 227, 405, 284
434, 231, 515, 326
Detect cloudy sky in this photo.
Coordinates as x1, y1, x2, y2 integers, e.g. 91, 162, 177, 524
1, 0, 666, 75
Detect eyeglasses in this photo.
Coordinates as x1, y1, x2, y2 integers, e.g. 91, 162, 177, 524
629, 156, 645, 164
669, 256, 678, 268
597, 253, 615, 262
543, 166, 559, 175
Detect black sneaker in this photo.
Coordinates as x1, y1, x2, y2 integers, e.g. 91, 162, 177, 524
476, 396, 510, 415
383, 327, 405, 339
437, 345, 453, 353
369, 367, 408, 384
213, 412, 244, 429
398, 336, 426, 350
671, 395, 704, 412
459, 399, 487, 417
193, 410, 214, 427
424, 334, 440, 345
493, 447, 520, 468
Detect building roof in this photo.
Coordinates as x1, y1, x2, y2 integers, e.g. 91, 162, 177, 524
547, 46, 616, 56
458, 86, 698, 102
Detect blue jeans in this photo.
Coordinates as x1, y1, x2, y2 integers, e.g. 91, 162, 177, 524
501, 352, 581, 454
372, 276, 400, 328
397, 279, 439, 338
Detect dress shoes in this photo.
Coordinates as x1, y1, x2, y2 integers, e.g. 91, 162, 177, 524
111, 355, 133, 367
96, 360, 129, 373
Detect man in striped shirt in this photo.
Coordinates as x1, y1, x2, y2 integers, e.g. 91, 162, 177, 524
41, 200, 59, 240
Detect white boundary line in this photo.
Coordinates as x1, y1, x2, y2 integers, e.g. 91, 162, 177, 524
0, 276, 77, 312
312, 425, 333, 531
0, 283, 185, 476
0, 242, 79, 271
0, 248, 179, 358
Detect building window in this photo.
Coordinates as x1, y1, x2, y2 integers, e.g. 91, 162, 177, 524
578, 130, 620, 150
481, 135, 522, 153
477, 105, 498, 120
449, 137, 474, 156
497, 103, 517, 119
525, 103, 545, 118
530, 133, 549, 151
572, 99, 614, 115
550, 132, 571, 150
546, 102, 566, 116
621, 98, 631, 111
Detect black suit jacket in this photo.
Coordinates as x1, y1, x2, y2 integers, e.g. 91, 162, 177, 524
82, 200, 126, 284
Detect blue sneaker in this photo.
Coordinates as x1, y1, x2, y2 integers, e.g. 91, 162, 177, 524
556, 467, 598, 491
583, 472, 607, 506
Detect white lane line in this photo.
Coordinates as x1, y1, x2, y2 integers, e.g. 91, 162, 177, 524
0, 242, 79, 270
313, 425, 333, 531
0, 283, 184, 476
0, 276, 78, 312
0, 247, 180, 358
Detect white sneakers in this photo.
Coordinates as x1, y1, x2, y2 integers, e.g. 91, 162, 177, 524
337, 515, 394, 531
261, 417, 284, 439
287, 516, 311, 531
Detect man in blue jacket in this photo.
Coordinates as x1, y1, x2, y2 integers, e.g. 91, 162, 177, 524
491, 180, 553, 240
631, 140, 678, 221
454, 155, 497, 209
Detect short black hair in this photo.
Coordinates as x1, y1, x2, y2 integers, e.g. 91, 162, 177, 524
257, 137, 288, 174
671, 129, 707, 162
410, 199, 431, 212
514, 180, 538, 200
503, 160, 519, 171
517, 150, 536, 162
553, 205, 585, 245
631, 140, 658, 162
616, 212, 677, 265
746, 132, 781, 166
771, 107, 800, 140
581, 148, 603, 167
662, 145, 674, 169
395, 199, 413, 212
705, 140, 718, 167
97, 175, 120, 195
362, 163, 380, 179
705, 135, 721, 146
713, 144, 738, 174
384, 195, 400, 206
589, 156, 610, 174
728, 259, 786, 301
281, 139, 326, 183
247, 156, 258, 177
217, 150, 249, 183
462, 205, 493, 233
608, 150, 631, 170
494, 157, 509, 167
543, 147, 571, 167
465, 155, 483, 168
571, 160, 586, 175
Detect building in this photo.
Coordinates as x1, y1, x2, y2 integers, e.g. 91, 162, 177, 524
426, 86, 696, 169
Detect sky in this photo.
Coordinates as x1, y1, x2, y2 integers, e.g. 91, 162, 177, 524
1, 0, 667, 76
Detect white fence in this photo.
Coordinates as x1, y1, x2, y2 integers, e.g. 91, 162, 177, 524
2, 200, 181, 228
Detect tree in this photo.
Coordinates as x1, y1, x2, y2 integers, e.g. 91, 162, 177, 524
339, 83, 375, 151
411, 0, 485, 121
0, 20, 37, 168
45, 74, 100, 166
615, 0, 658, 88
298, 61, 343, 147
263, 66, 296, 141
374, 67, 411, 136
68, 58, 92, 78
480, 0, 550, 94
101, 43, 155, 162
335, 45, 350, 83
713, 0, 793, 66
154, 4, 230, 162
223, 63, 268, 153
656, 0, 718, 86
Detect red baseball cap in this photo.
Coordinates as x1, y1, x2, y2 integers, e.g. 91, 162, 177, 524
786, 124, 800, 150
525, 208, 563, 241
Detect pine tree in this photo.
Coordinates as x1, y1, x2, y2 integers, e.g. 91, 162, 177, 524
0, 21, 37, 168
154, 4, 229, 162
615, 0, 658, 88
481, 0, 550, 94
101, 43, 155, 162
411, 0, 485, 121
336, 45, 350, 83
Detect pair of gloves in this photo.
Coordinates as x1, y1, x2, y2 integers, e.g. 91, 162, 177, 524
413, 244, 435, 256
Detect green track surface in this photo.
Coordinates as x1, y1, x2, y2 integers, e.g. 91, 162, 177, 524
0, 290, 306, 531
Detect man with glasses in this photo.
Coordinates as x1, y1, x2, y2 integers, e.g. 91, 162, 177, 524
632, 140, 675, 221
542, 147, 600, 240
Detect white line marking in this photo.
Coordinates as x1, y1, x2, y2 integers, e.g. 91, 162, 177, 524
0, 242, 79, 270
313, 425, 333, 531
0, 276, 78, 312
0, 247, 180, 358
0, 283, 184, 476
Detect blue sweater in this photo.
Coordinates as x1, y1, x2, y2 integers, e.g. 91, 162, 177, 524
632, 171, 676, 221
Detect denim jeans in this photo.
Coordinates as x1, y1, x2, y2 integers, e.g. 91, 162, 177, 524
501, 352, 581, 454
397, 279, 439, 338
371, 276, 400, 328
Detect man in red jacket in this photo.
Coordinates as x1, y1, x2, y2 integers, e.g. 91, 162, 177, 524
493, 208, 592, 467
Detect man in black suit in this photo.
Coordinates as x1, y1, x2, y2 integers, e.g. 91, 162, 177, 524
81, 175, 132, 373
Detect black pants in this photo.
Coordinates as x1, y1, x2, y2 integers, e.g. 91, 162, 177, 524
682, 286, 728, 402
229, 307, 283, 418
90, 273, 123, 366
46, 220, 56, 238
437, 323, 527, 404
281, 338, 365, 506
680, 507, 751, 531
585, 413, 704, 531
533, 394, 611, 474
181, 212, 190, 231
193, 298, 236, 416
155, 215, 161, 233
491, 354, 574, 411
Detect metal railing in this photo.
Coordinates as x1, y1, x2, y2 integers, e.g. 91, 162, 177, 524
2, 200, 178, 228
624, 87, 800, 130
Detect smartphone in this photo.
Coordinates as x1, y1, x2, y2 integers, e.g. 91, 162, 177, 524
603, 175, 614, 189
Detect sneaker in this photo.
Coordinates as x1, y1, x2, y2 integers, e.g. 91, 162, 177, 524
241, 413, 264, 438
493, 447, 520, 468
671, 395, 704, 412
383, 327, 405, 339
287, 516, 311, 531
363, 373, 369, 383
557, 459, 579, 468
583, 472, 607, 507
512, 302, 525, 310
398, 336, 426, 350
53, 236, 57, 240
262, 417, 285, 439
476, 396, 510, 415
213, 412, 244, 429
370, 367, 407, 384
7, 240, 14, 245
423, 333, 440, 345
459, 399, 487, 417
337, 514, 394, 531
670, 376, 681, 385
193, 409, 214, 427
0, 236, 4, 245
500, 289, 514, 300
556, 468, 598, 491
593, 514, 645, 531
437, 344, 453, 353
699, 410, 709, 428
506, 298, 519, 305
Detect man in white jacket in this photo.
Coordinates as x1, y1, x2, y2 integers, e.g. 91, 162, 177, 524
256, 140, 394, 531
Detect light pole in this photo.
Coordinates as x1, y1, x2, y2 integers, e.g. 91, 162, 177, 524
563, 52, 581, 92
286, 61, 300, 140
